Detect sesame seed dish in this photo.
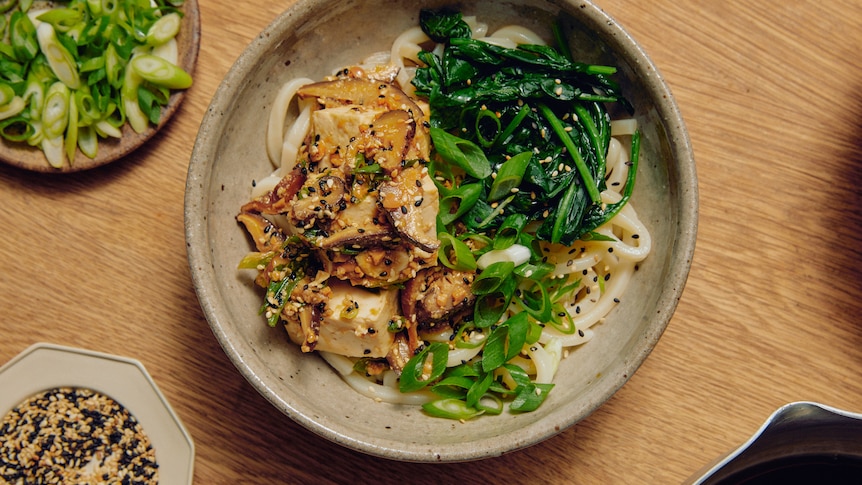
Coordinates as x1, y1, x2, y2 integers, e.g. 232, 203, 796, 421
0, 343, 194, 483
0, 387, 158, 484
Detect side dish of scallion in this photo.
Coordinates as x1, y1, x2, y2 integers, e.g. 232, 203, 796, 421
0, 0, 191, 168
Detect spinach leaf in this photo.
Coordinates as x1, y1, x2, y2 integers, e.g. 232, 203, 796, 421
419, 8, 472, 42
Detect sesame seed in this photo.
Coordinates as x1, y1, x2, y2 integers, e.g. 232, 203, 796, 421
0, 388, 159, 483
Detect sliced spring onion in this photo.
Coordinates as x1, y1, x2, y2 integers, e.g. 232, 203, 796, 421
41, 81, 69, 138
437, 232, 477, 271
430, 127, 491, 179
422, 398, 483, 420
41, 134, 64, 168
471, 261, 514, 296
491, 213, 527, 250
122, 52, 148, 133
438, 182, 481, 226
510, 382, 554, 412
130, 54, 192, 89
36, 22, 80, 89
146, 12, 180, 46
77, 125, 97, 158
487, 151, 531, 201
0, 96, 25, 120
399, 342, 449, 393
64, 89, 77, 163
10, 11, 38, 61
0, 116, 33, 141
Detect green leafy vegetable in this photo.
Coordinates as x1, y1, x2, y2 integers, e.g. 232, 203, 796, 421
398, 8, 643, 419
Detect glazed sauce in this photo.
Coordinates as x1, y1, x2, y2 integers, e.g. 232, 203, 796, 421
716, 454, 862, 484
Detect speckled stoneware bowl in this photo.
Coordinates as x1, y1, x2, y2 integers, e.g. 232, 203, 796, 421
186, 0, 697, 462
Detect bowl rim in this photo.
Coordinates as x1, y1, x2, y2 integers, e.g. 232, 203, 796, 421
185, 0, 697, 462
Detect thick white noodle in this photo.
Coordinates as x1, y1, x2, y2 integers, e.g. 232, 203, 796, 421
391, 27, 429, 94
266, 77, 314, 167
279, 102, 312, 173
527, 339, 562, 384
480, 25, 546, 48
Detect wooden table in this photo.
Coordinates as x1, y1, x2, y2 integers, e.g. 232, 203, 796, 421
2, 0, 861, 483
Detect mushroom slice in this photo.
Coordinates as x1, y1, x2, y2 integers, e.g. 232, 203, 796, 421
367, 109, 415, 173
236, 212, 286, 253
309, 105, 386, 167
401, 266, 477, 331
353, 246, 413, 284
385, 332, 413, 374
240, 167, 306, 215
297, 78, 425, 122
291, 172, 348, 223
316, 195, 392, 250
378, 164, 439, 252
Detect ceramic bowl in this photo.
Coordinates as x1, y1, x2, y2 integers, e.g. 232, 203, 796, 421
186, 0, 697, 462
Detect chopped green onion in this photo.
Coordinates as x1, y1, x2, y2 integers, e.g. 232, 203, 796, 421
481, 312, 529, 372
146, 12, 181, 46
473, 275, 517, 328
399, 342, 449, 393
130, 54, 193, 89
430, 127, 491, 179
430, 375, 473, 399
474, 108, 500, 148
465, 371, 493, 407
437, 232, 477, 271
77, 125, 98, 158
122, 52, 149, 133
36, 22, 80, 89
472, 261, 514, 296
438, 182, 482, 226
492, 213, 527, 250
422, 398, 483, 420
41, 82, 70, 139
0, 116, 34, 141
10, 11, 38, 61
510, 383, 554, 412
487, 151, 531, 201
65, 90, 78, 164
515, 283, 553, 322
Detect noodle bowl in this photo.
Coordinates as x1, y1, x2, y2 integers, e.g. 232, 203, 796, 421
186, 0, 695, 461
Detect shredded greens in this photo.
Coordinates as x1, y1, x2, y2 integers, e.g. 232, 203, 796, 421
401, 9, 642, 419
0, 0, 190, 168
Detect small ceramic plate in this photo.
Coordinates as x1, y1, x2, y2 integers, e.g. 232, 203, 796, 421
0, 0, 201, 173
0, 343, 195, 483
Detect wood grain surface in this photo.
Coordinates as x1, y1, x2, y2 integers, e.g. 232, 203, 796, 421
2, 1, 861, 483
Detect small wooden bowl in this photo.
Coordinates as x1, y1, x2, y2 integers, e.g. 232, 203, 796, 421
0, 0, 200, 173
